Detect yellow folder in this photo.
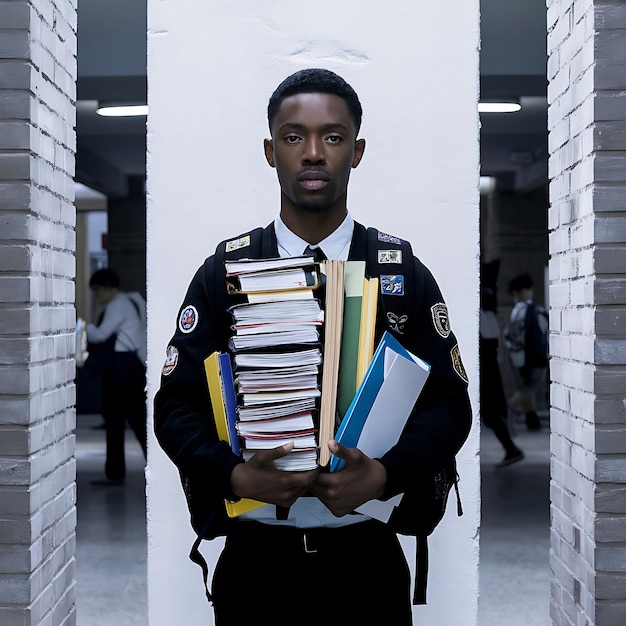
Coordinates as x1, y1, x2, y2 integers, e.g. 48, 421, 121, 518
204, 351, 264, 518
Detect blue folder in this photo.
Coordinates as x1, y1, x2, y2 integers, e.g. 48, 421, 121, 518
329, 331, 430, 473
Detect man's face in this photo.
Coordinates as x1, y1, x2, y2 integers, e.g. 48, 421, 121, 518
91, 285, 116, 305
264, 93, 365, 214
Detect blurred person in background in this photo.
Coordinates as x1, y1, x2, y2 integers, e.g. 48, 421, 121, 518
85, 268, 147, 485
503, 272, 549, 432
480, 282, 524, 467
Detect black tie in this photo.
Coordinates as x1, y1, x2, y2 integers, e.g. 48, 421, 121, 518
303, 245, 327, 262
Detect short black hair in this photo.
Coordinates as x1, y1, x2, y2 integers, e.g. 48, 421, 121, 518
89, 268, 120, 289
267, 68, 363, 135
507, 272, 533, 294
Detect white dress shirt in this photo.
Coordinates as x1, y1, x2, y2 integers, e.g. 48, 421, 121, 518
86, 291, 147, 365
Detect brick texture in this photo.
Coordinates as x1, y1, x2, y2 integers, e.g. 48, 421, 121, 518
0, 1, 77, 624
548, 1, 626, 624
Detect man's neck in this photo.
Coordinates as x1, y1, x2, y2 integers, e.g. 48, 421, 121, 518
280, 205, 347, 245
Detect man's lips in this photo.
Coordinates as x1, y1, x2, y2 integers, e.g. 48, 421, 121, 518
297, 170, 330, 191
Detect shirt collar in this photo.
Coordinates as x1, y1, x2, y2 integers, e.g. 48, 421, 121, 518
274, 213, 354, 261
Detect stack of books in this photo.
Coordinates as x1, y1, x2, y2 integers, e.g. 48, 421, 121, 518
211, 255, 325, 474
204, 254, 430, 521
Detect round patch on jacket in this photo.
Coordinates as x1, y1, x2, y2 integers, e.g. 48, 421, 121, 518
162, 345, 179, 376
431, 302, 451, 338
179, 305, 198, 333
451, 344, 468, 383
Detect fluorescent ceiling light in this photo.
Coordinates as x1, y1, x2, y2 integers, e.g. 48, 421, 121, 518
478, 101, 521, 113
75, 182, 107, 201
96, 105, 148, 117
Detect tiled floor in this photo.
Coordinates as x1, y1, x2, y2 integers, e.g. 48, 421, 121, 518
74, 413, 550, 625
478, 417, 551, 626
75, 415, 148, 625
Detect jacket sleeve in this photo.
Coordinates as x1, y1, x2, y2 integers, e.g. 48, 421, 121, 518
153, 256, 242, 501
378, 257, 473, 499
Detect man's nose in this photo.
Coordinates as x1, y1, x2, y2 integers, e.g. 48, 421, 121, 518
302, 137, 325, 163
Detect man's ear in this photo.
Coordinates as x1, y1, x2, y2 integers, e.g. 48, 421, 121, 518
352, 138, 366, 168
264, 138, 275, 168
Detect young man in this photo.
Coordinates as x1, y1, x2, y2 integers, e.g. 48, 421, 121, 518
85, 268, 148, 484
154, 68, 472, 625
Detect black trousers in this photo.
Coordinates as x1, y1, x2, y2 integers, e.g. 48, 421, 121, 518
101, 352, 147, 480
480, 338, 518, 453
212, 519, 413, 626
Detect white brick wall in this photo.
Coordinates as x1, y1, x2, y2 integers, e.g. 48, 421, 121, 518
0, 1, 77, 625
548, 0, 626, 624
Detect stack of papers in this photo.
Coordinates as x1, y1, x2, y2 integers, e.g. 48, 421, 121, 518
223, 255, 324, 471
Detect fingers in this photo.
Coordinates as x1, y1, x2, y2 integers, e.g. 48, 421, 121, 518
270, 440, 295, 459
327, 440, 363, 467
247, 441, 295, 467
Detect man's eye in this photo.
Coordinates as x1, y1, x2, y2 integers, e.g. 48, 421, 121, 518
326, 135, 343, 144
285, 135, 301, 144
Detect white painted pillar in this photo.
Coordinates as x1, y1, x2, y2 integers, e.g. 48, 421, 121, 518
146, 3, 480, 623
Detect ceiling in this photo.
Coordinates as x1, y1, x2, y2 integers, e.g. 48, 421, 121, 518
75, 0, 548, 202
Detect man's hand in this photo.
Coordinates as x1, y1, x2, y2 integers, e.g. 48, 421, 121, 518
230, 442, 320, 508
309, 440, 387, 517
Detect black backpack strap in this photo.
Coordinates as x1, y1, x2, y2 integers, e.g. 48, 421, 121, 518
213, 223, 277, 299
189, 511, 219, 605
414, 535, 428, 605
364, 226, 417, 342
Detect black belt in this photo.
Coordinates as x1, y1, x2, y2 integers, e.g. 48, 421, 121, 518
190, 518, 384, 605
227, 519, 381, 556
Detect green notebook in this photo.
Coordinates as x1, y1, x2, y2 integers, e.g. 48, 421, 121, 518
336, 261, 366, 420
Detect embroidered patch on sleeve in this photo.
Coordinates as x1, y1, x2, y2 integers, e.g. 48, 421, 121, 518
178, 305, 199, 334
431, 302, 451, 338
380, 274, 404, 296
377, 231, 402, 245
451, 344, 468, 383
387, 311, 408, 334
225, 235, 251, 252
162, 345, 179, 376
378, 250, 403, 264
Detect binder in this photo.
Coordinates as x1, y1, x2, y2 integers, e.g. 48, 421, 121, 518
329, 331, 430, 473
329, 331, 430, 522
226, 267, 321, 295
204, 351, 265, 518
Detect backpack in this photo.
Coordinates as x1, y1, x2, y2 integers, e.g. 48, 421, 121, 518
524, 302, 549, 368
187, 222, 462, 605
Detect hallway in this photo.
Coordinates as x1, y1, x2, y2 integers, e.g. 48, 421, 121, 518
74, 414, 550, 625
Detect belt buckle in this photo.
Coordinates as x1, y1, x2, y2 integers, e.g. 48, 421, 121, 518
303, 532, 318, 554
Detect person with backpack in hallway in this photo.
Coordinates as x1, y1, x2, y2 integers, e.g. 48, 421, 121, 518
85, 268, 148, 485
153, 68, 472, 625
503, 272, 549, 432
